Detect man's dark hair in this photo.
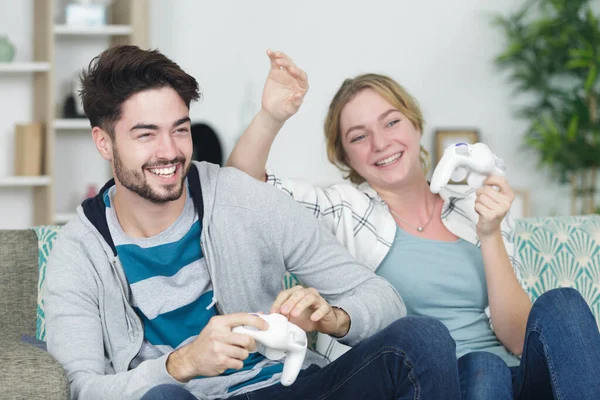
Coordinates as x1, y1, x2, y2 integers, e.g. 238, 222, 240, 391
80, 45, 201, 138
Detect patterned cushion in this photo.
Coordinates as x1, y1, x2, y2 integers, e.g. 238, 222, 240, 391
515, 215, 600, 328
32, 225, 62, 341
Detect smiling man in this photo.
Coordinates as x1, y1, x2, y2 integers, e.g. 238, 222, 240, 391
43, 45, 461, 400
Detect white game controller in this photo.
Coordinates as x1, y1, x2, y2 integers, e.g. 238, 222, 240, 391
430, 142, 506, 194
232, 313, 307, 386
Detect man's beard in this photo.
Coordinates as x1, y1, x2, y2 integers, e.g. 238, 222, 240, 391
113, 146, 190, 204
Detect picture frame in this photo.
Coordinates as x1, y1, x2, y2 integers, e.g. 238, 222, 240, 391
511, 188, 531, 219
434, 129, 480, 165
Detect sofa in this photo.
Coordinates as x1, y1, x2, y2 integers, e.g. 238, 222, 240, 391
1, 215, 599, 398
0, 229, 69, 399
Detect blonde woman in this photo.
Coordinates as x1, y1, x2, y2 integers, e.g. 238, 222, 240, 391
227, 50, 600, 399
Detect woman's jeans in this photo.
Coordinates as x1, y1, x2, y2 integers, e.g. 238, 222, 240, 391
459, 288, 600, 400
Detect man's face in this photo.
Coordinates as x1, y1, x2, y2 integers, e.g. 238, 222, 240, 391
110, 87, 193, 203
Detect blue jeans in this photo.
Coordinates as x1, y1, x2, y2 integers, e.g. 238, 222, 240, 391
230, 315, 461, 400
458, 288, 600, 400
141, 384, 198, 400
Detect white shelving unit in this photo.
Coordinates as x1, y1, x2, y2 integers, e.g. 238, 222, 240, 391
0, 176, 51, 187
0, 62, 51, 72
0, 0, 54, 228
54, 119, 90, 130
54, 24, 133, 36
0, 0, 148, 228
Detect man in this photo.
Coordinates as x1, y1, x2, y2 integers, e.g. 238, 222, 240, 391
44, 45, 461, 400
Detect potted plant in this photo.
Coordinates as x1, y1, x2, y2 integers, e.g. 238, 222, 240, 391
494, 0, 600, 214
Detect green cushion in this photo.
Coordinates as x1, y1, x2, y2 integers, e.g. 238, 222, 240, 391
515, 215, 600, 327
32, 225, 62, 341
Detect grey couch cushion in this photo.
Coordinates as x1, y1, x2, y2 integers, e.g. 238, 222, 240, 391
0, 230, 39, 338
0, 338, 69, 399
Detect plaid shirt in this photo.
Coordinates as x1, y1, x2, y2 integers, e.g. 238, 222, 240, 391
267, 171, 527, 360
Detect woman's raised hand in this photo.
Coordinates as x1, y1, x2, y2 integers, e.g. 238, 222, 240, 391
261, 49, 309, 123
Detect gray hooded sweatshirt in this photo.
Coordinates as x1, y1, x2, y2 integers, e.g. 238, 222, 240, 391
44, 161, 406, 400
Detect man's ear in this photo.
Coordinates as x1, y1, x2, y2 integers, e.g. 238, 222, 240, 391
92, 126, 113, 161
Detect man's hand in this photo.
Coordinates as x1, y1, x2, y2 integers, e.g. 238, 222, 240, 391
475, 175, 515, 239
261, 49, 309, 123
166, 313, 268, 382
271, 285, 350, 338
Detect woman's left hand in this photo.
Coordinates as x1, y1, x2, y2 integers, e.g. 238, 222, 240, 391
475, 175, 515, 238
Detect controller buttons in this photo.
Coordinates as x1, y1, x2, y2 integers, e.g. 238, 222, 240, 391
455, 145, 470, 156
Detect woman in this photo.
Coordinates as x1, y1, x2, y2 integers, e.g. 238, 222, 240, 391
227, 50, 600, 399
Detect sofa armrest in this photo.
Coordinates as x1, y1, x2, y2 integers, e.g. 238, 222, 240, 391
0, 338, 69, 399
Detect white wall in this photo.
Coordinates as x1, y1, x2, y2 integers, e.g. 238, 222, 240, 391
149, 0, 573, 217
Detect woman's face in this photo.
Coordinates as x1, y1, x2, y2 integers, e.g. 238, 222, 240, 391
340, 88, 423, 191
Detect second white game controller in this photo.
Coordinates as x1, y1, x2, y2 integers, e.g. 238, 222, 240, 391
430, 142, 506, 193
232, 313, 307, 386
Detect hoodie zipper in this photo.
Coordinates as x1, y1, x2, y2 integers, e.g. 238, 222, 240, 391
110, 258, 147, 373
111, 258, 142, 343
200, 236, 221, 314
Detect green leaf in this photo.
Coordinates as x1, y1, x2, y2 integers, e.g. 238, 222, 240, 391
542, 115, 560, 136
569, 48, 594, 59
565, 59, 591, 69
584, 65, 598, 92
585, 7, 598, 26
499, 42, 524, 59
567, 115, 580, 139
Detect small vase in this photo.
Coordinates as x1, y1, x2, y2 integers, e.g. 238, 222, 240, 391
0, 36, 15, 62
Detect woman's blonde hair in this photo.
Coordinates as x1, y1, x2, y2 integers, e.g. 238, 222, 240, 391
324, 73, 429, 184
